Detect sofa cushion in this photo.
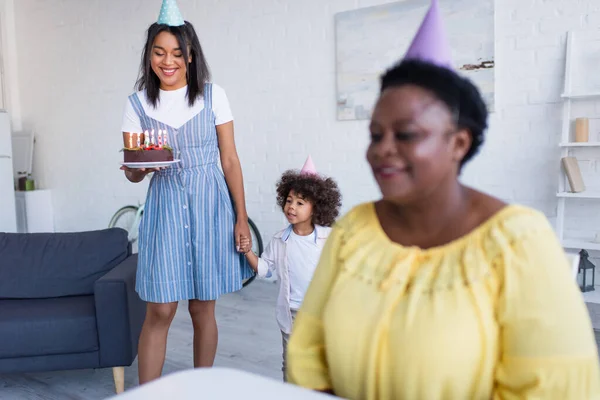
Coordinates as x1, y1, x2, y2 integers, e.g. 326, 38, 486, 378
0, 228, 129, 298
0, 296, 99, 358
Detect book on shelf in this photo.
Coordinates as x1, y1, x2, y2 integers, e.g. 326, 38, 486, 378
561, 156, 585, 193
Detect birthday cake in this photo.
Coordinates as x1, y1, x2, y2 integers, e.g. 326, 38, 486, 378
122, 130, 174, 163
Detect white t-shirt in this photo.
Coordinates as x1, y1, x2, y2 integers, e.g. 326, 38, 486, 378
120, 83, 233, 132
286, 229, 321, 310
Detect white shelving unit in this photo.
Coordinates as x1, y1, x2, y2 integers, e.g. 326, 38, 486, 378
559, 142, 600, 147
556, 31, 600, 253
556, 192, 600, 199
562, 240, 600, 252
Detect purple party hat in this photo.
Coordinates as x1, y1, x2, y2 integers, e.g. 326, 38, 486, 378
404, 0, 453, 69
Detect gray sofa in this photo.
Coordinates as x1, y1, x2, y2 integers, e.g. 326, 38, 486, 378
0, 228, 146, 393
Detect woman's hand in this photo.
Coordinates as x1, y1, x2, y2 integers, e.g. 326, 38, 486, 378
235, 220, 252, 253
120, 166, 164, 183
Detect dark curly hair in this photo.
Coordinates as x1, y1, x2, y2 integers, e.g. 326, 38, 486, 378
380, 59, 488, 168
276, 170, 342, 227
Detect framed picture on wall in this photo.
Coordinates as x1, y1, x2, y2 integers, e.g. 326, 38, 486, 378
334, 0, 495, 121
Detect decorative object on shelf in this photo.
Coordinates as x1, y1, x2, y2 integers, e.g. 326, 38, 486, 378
17, 173, 35, 191
575, 117, 590, 142
25, 175, 35, 191
561, 156, 585, 192
565, 30, 600, 96
578, 249, 596, 292
16, 172, 26, 190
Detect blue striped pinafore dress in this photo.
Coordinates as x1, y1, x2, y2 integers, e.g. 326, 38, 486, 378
129, 83, 253, 303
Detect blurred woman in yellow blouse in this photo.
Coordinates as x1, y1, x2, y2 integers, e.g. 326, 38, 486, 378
286, 1, 600, 398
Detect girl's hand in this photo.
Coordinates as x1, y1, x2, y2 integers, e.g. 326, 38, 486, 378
235, 220, 252, 253
239, 236, 251, 254
239, 235, 259, 273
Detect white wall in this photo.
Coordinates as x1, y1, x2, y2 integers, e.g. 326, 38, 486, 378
10, 0, 600, 243
0, 0, 22, 130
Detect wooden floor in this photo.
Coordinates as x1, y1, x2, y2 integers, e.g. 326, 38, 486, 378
0, 280, 282, 400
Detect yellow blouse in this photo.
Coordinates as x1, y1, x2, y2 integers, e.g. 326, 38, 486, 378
287, 202, 600, 399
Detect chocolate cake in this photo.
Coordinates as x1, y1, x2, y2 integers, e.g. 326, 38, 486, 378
123, 145, 174, 163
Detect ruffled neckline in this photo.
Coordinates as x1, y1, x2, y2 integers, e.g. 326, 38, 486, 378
368, 202, 528, 256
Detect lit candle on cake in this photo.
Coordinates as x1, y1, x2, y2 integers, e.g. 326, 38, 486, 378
158, 129, 163, 147
144, 130, 150, 147
150, 129, 155, 145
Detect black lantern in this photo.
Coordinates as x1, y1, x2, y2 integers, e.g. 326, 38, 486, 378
578, 249, 596, 292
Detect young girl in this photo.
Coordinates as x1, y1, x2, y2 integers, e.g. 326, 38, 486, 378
239, 156, 342, 381
119, 0, 253, 384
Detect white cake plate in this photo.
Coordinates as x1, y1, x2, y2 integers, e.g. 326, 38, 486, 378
120, 159, 181, 169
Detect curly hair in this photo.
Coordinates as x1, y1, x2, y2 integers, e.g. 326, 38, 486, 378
276, 170, 342, 227
380, 59, 488, 168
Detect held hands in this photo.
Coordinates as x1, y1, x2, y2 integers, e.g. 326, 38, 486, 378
239, 234, 259, 273
239, 235, 252, 254
235, 219, 252, 254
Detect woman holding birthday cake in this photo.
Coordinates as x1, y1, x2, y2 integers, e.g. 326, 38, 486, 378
120, 0, 254, 384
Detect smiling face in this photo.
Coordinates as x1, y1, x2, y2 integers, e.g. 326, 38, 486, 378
151, 31, 190, 91
366, 84, 471, 204
283, 190, 314, 226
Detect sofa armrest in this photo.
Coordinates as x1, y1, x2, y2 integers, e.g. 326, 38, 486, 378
94, 254, 146, 367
